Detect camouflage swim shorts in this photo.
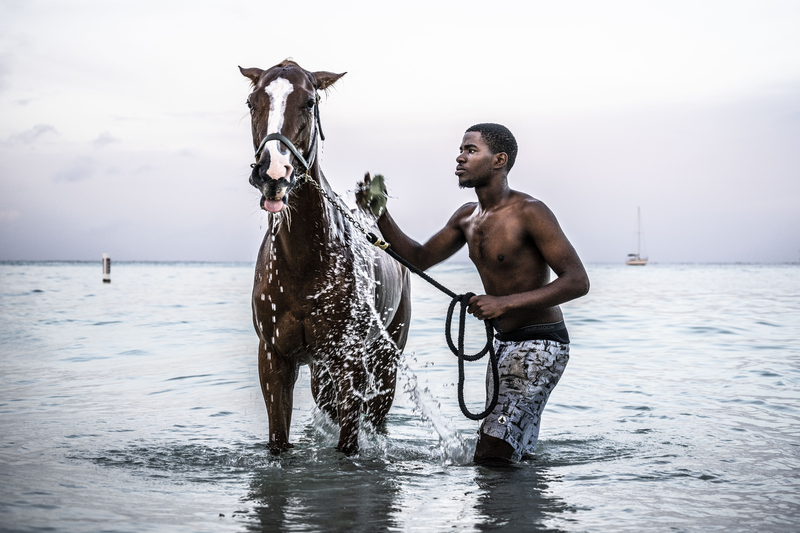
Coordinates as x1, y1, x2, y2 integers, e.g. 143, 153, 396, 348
479, 338, 569, 461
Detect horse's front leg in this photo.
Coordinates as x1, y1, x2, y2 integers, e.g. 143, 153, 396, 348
310, 362, 338, 420
258, 342, 299, 454
330, 351, 367, 455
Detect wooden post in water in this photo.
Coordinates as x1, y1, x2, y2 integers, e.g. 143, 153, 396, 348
102, 253, 111, 283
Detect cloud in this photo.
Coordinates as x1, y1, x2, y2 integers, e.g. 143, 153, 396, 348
0, 210, 20, 221
0, 53, 9, 93
7, 124, 58, 144
93, 131, 119, 148
52, 157, 95, 183
132, 165, 153, 175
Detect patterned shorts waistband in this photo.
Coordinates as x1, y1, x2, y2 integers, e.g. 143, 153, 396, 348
494, 321, 570, 344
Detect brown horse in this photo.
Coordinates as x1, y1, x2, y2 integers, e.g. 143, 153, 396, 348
239, 60, 411, 455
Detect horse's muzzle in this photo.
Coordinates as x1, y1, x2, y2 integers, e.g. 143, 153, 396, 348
251, 165, 295, 212
251, 163, 295, 189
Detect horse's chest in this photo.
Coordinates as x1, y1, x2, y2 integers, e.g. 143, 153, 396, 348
252, 262, 362, 358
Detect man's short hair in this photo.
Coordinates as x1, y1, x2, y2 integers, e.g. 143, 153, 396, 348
466, 123, 518, 171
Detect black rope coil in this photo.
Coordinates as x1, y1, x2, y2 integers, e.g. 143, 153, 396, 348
445, 293, 499, 420
367, 233, 500, 420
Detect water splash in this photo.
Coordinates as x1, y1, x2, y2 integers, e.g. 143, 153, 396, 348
399, 355, 473, 465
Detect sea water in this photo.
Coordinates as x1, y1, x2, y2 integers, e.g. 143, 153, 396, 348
1, 261, 799, 532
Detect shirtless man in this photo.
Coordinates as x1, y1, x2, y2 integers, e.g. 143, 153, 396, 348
373, 123, 590, 464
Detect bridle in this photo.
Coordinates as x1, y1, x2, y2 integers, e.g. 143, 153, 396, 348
252, 93, 325, 181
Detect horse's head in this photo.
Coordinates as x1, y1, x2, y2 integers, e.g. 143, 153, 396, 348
240, 60, 345, 213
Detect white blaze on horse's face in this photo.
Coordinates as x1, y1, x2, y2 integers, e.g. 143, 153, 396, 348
263, 77, 295, 181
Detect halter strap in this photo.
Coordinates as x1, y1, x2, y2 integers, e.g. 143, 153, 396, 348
253, 94, 324, 173
255, 132, 318, 172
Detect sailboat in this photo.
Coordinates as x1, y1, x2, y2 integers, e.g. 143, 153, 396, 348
626, 207, 648, 266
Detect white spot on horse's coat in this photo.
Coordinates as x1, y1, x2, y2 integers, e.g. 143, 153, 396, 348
261, 294, 265, 300
267, 352, 271, 360
263, 77, 294, 181
266, 383, 269, 390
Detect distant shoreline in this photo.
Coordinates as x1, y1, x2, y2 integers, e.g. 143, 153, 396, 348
2, 260, 799, 266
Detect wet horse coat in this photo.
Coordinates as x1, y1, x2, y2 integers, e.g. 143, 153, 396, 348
240, 60, 411, 454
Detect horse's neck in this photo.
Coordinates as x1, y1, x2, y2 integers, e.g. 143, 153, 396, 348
271, 169, 345, 270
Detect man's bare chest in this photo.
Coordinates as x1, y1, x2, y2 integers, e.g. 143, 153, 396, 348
463, 215, 528, 267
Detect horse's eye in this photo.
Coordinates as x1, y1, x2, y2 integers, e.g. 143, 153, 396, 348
246, 100, 253, 110
306, 99, 315, 110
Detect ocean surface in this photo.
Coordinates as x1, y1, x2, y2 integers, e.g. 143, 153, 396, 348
1, 261, 799, 532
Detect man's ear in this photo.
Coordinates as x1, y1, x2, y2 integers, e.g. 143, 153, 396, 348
493, 152, 508, 169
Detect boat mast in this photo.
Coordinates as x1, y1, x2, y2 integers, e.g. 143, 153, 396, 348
637, 206, 641, 259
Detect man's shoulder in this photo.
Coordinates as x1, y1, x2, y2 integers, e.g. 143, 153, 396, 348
443, 202, 478, 229
453, 201, 479, 218
504, 191, 561, 234
507, 190, 551, 215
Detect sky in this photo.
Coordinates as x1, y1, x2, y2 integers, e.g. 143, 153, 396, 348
1, 0, 799, 263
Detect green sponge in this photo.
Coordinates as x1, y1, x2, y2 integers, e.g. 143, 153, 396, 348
359, 174, 388, 217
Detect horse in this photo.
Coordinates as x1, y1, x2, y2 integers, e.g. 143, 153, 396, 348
239, 60, 411, 455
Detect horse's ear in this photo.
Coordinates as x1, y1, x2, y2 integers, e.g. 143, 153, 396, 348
312, 71, 346, 91
239, 66, 264, 86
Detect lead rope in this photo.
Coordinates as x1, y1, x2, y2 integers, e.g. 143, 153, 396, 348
367, 232, 500, 421
445, 293, 500, 420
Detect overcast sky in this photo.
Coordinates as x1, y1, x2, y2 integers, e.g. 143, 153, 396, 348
1, 0, 798, 263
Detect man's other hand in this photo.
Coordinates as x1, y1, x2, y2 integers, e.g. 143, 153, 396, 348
467, 294, 508, 321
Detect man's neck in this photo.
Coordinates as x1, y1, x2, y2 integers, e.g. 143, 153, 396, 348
474, 174, 510, 211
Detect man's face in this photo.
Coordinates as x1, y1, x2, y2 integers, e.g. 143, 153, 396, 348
456, 131, 495, 189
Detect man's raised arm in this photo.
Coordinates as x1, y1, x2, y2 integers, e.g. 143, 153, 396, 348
377, 205, 472, 272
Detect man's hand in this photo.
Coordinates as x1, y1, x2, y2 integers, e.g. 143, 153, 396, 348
467, 294, 509, 321
356, 172, 388, 217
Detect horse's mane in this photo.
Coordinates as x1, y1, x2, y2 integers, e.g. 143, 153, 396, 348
276, 58, 328, 94
277, 58, 301, 69
247, 59, 337, 96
